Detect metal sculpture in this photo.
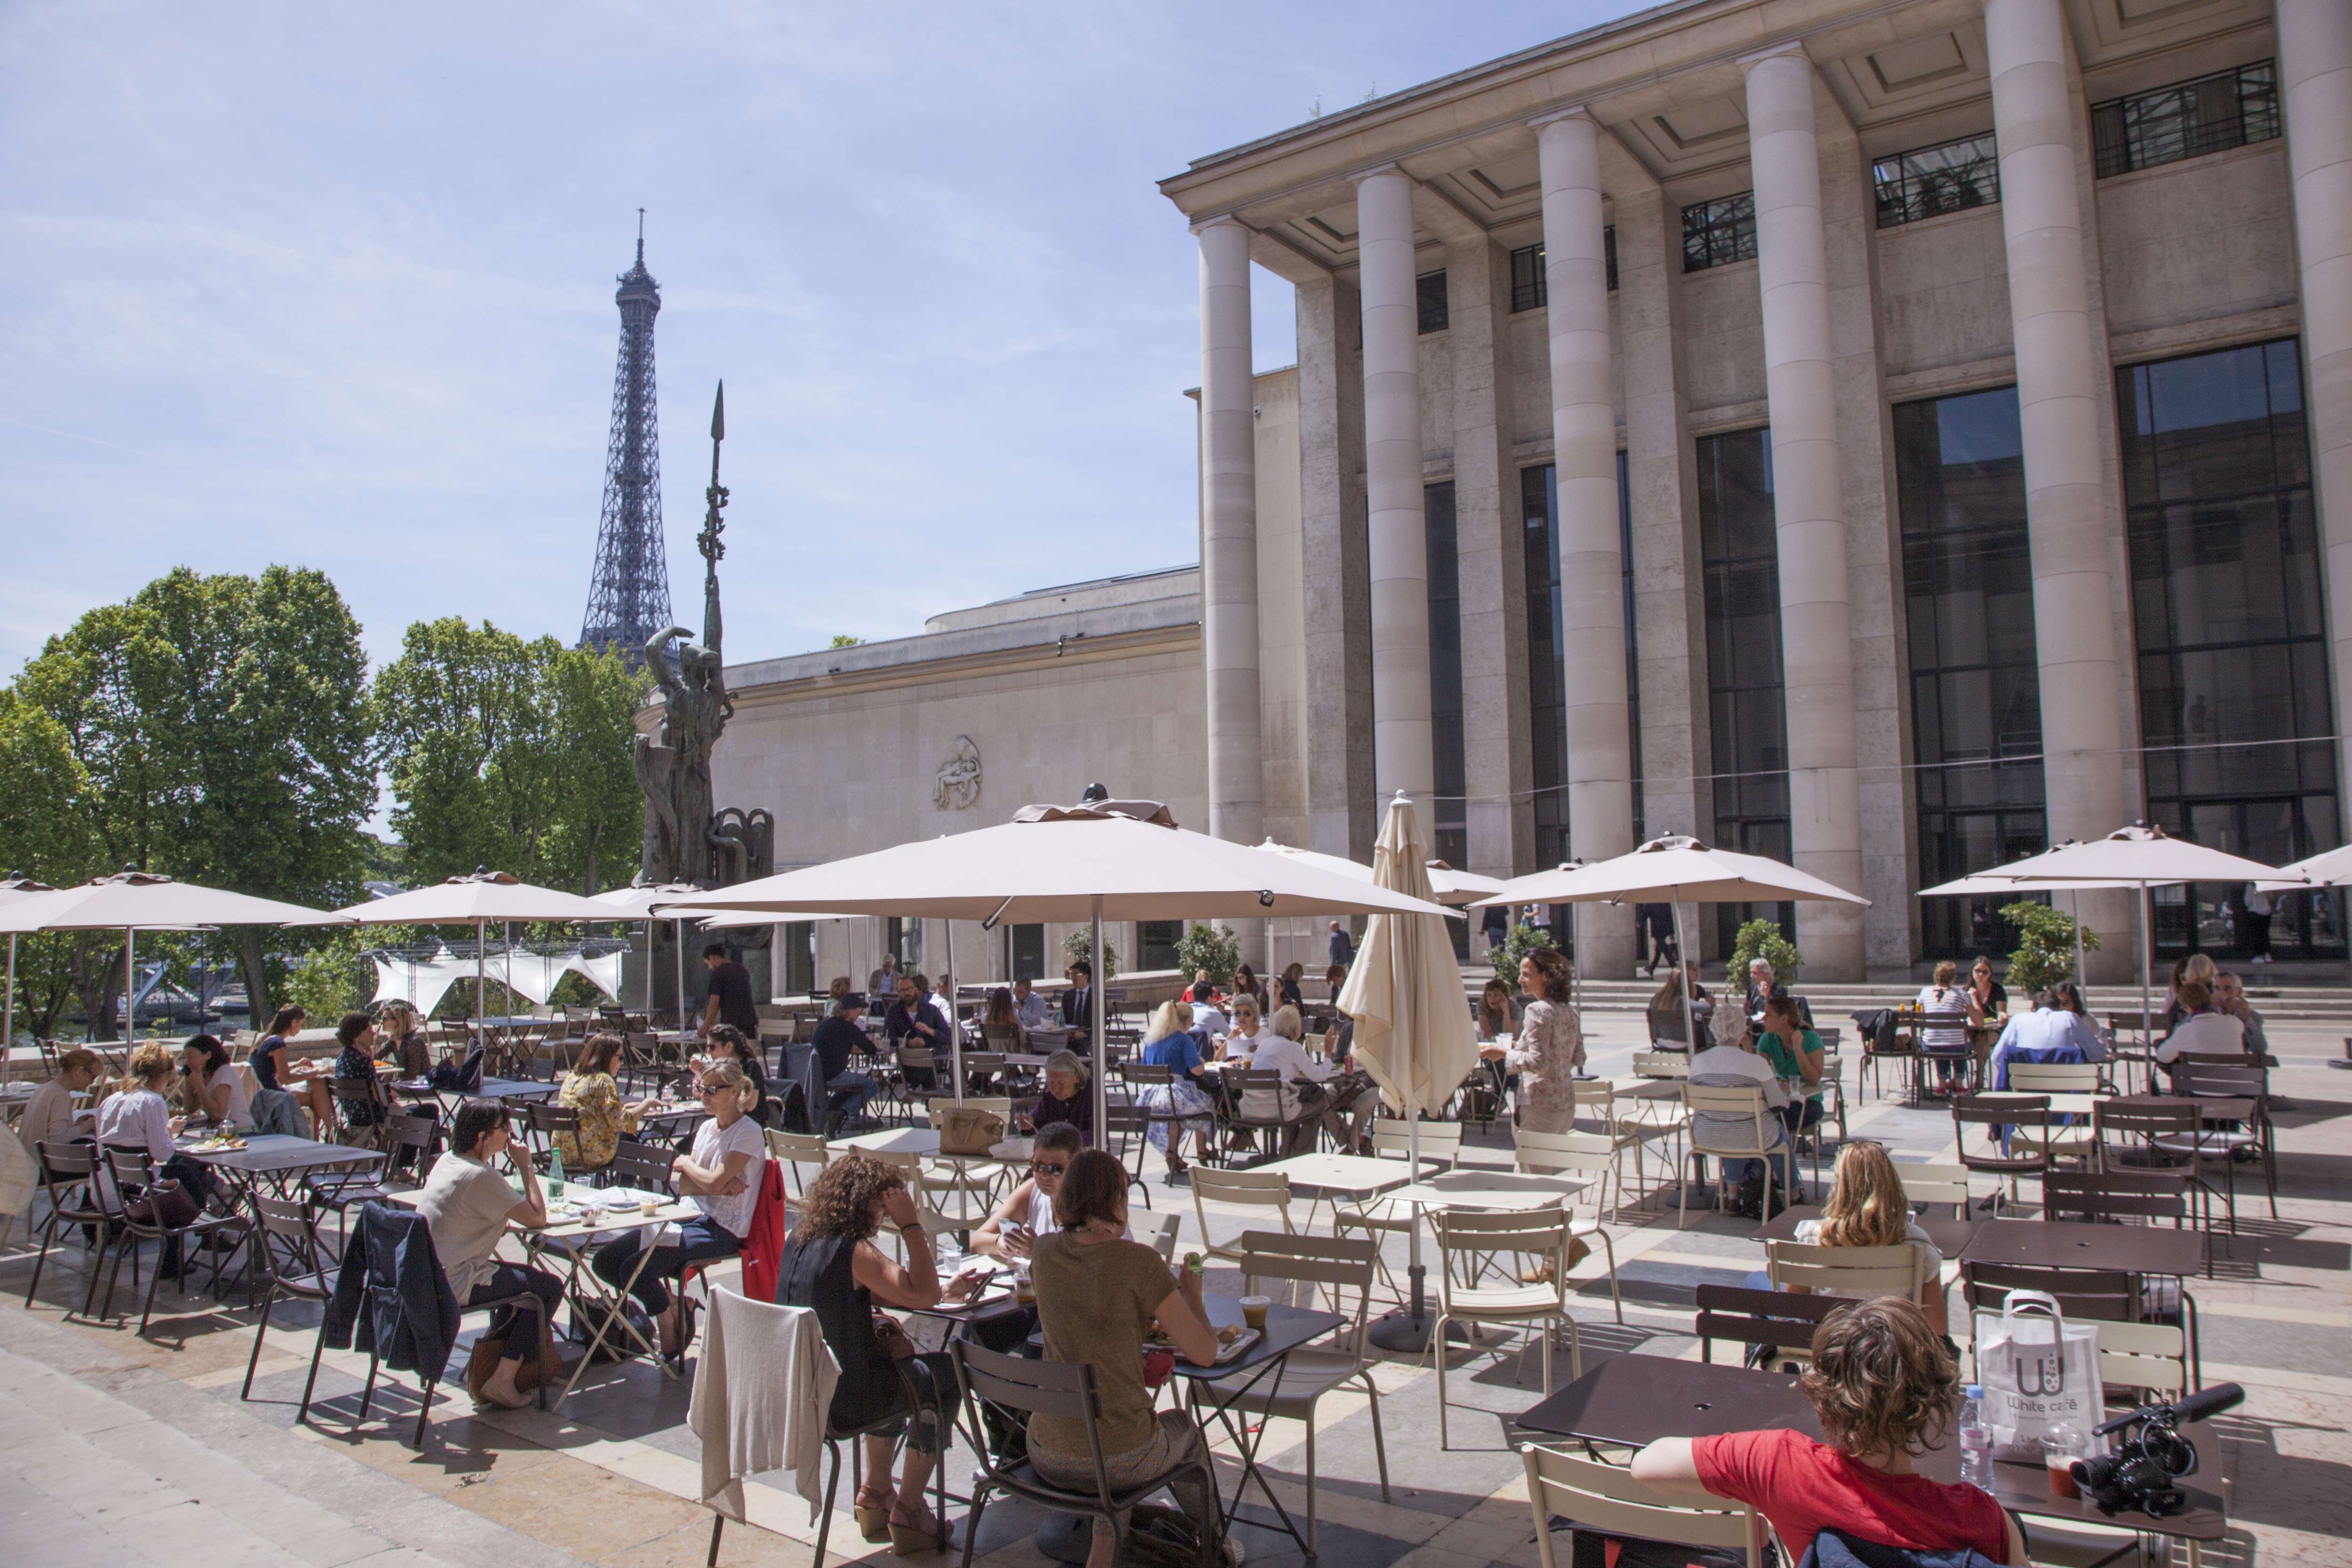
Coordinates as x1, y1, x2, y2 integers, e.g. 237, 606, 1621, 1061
580, 214, 675, 665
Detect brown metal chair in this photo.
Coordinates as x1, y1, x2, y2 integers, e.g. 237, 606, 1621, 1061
1952, 1093, 2056, 1212
24, 1138, 108, 1309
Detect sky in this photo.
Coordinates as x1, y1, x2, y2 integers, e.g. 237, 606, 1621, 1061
1, 0, 1645, 683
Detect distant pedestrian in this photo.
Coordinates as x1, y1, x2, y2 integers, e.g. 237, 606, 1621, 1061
1327, 921, 1353, 967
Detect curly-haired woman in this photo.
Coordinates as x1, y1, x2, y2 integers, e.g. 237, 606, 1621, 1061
1631, 1297, 2023, 1563
777, 1153, 971, 1553
1478, 945, 1583, 1133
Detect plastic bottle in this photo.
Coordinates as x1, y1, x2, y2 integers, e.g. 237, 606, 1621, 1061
1958, 1386, 1994, 1487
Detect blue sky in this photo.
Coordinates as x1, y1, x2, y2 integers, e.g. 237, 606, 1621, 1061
1, 0, 1641, 679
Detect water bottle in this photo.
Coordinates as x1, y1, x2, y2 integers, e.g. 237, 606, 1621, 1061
547, 1144, 566, 1197
1958, 1386, 1994, 1487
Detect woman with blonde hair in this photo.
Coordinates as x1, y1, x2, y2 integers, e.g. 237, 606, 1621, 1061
1790, 1140, 1947, 1334
376, 1002, 433, 1078
1135, 999, 1214, 1179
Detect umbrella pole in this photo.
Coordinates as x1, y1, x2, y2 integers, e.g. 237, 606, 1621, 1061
4, 933, 15, 1060
947, 919, 962, 1095
1676, 896, 1698, 1053
644, 919, 655, 1022
676, 917, 689, 1033
2072, 890, 2084, 985
125, 927, 135, 1040
2140, 883, 2153, 1093
477, 919, 487, 1052
1090, 896, 1107, 1141
1368, 1107, 1435, 1353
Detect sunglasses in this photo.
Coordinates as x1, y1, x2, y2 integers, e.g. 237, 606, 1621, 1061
1030, 1160, 1069, 1177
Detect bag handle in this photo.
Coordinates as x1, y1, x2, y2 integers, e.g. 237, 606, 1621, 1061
2000, 1287, 2066, 1330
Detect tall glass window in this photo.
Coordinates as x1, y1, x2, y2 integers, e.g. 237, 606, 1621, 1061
782, 922, 816, 995
1417, 271, 1449, 334
1521, 461, 1643, 938
1425, 484, 1469, 893
1897, 387, 2047, 962
2092, 61, 2278, 179
1008, 923, 1044, 981
1682, 193, 1757, 272
1137, 921, 1183, 972
1698, 429, 1793, 954
2120, 338, 2342, 957
1873, 132, 2000, 228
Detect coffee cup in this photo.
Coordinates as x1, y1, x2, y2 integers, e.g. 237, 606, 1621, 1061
1015, 1274, 1037, 1306
1240, 1295, 1272, 1330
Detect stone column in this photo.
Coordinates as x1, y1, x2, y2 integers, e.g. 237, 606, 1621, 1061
1984, 0, 2132, 868
2280, 0, 2352, 828
1295, 275, 1375, 862
1534, 109, 1637, 977
1353, 167, 1436, 809
1197, 216, 1263, 849
1740, 45, 1865, 979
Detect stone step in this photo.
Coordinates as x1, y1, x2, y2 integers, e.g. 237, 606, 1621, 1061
0, 1308, 590, 1568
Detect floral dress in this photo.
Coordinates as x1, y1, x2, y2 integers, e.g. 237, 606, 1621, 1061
1502, 998, 1584, 1134
556, 1070, 637, 1170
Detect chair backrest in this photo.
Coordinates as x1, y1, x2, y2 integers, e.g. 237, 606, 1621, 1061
1764, 1240, 1925, 1302
35, 1137, 100, 1192
605, 1139, 680, 1194
928, 1097, 1013, 1128
1523, 1445, 1761, 1568
1683, 1082, 1772, 1152
2095, 1319, 2188, 1400
1961, 1261, 2137, 1321
953, 1338, 1103, 1440
1692, 1283, 1841, 1364
1892, 1160, 1970, 1214
2008, 1061, 2100, 1092
1953, 1092, 2047, 1130
1633, 1051, 1690, 1079
2175, 1060, 2267, 1101
1190, 1167, 1292, 1254
1430, 1206, 1571, 1303
2042, 1170, 2189, 1225
1148, 1210, 1182, 1262
2095, 1097, 2198, 1151
1120, 1061, 1174, 1088
763, 1129, 831, 1194
1513, 1126, 1617, 1191
1232, 1228, 1378, 1337
1370, 1116, 1463, 1166
1226, 1068, 1295, 1123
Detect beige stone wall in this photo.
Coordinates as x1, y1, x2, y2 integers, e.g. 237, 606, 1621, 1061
2096, 142, 2299, 340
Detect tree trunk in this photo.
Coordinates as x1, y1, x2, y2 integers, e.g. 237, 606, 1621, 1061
238, 928, 273, 1033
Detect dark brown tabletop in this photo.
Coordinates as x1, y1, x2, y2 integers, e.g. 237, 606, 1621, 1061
1757, 1206, 1979, 1258
178, 1133, 386, 1177
1961, 1217, 2206, 1277
1517, 1356, 2225, 1541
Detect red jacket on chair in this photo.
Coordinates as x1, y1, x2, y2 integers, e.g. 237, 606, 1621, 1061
735, 1160, 790, 1302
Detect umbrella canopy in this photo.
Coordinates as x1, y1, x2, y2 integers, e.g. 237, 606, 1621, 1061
588, 881, 709, 919
1251, 839, 1475, 914
1336, 797, 1479, 1118
1470, 834, 1871, 911
2268, 843, 2352, 887
649, 803, 1454, 923
668, 907, 840, 929
333, 869, 619, 926
1986, 824, 2289, 888
0, 868, 347, 934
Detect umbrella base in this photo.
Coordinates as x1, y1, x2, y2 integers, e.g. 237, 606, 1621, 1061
1367, 1307, 1474, 1353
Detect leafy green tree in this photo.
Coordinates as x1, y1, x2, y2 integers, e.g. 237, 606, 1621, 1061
0, 691, 98, 1040
1062, 926, 1118, 982
1489, 922, 1558, 987
1173, 923, 1241, 987
375, 621, 645, 894
1729, 918, 1802, 985
2002, 900, 2099, 995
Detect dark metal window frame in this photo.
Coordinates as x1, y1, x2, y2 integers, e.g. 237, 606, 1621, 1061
1417, 270, 1449, 333
1681, 193, 1756, 273
2091, 60, 2278, 179
1136, 921, 1183, 973
1697, 429, 1793, 953
1510, 229, 1615, 312
1873, 131, 2001, 229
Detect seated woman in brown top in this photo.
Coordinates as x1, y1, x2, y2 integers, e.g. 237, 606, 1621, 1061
1028, 1148, 1221, 1568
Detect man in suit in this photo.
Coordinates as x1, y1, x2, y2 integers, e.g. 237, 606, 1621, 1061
1059, 959, 1097, 1048
1327, 920, 1353, 967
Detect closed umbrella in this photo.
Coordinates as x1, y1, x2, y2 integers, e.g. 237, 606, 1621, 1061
1336, 796, 1480, 1350
333, 870, 618, 1044
1964, 824, 2295, 1054
1473, 834, 1870, 1057
0, 868, 347, 1042
653, 794, 1454, 1134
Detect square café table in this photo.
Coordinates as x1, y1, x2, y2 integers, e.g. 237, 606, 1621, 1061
1961, 1217, 2206, 1278
1517, 1355, 2225, 1547
1757, 1204, 1980, 1259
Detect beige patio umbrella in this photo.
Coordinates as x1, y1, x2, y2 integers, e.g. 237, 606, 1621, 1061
1472, 834, 1870, 1054
652, 793, 1454, 1132
0, 868, 348, 1042
0, 874, 56, 1057
594, 881, 711, 1031
332, 870, 619, 1040
1335, 795, 1480, 1350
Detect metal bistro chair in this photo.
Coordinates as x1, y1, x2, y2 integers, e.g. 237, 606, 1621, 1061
241, 1193, 333, 1405
1679, 1083, 1790, 1226
1509, 1128, 1626, 1321
1692, 1282, 1841, 1371
24, 1139, 109, 1309
954, 1341, 1220, 1568
1894, 1160, 1972, 1219
1188, 1166, 1295, 1265
1224, 1069, 1319, 1163
1332, 1117, 1462, 1299
1200, 1231, 1391, 1555
94, 1144, 247, 1335
2161, 1060, 2278, 1231
1428, 1205, 1581, 1449
1100, 1103, 1156, 1209
1522, 1445, 1765, 1568
1763, 1239, 1927, 1305
1952, 1093, 2059, 1212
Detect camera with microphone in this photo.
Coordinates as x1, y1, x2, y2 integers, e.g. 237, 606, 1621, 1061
2070, 1383, 2243, 1518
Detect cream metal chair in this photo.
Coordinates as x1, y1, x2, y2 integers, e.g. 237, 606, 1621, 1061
1679, 1082, 1789, 1226
852, 1147, 966, 1254
1558, 1089, 1656, 1221
1522, 1445, 1766, 1568
1188, 1166, 1295, 1265
1893, 1160, 1971, 1217
1509, 1129, 1624, 1321
1199, 1230, 1390, 1554
1332, 1117, 1461, 1300
762, 1128, 831, 1204
1763, 1239, 1928, 1303
925, 1098, 1018, 1217
1146, 1210, 1182, 1263
1427, 1206, 1581, 1449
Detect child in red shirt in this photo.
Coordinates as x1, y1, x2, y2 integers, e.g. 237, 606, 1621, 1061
1631, 1297, 2025, 1565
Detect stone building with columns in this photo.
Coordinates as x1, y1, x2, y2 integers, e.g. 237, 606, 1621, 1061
1160, 0, 2351, 981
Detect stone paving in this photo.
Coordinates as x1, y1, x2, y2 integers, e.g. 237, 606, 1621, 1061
5, 1017, 2349, 1568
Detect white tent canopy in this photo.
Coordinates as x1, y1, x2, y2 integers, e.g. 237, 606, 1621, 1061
334, 871, 627, 1031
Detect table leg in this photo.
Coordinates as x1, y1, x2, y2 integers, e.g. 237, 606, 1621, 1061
1188, 1352, 1306, 1552
542, 1226, 672, 1410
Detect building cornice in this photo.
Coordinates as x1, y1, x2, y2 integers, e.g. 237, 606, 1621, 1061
729, 621, 1203, 709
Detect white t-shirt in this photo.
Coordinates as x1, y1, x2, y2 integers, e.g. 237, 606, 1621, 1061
1191, 1003, 1227, 1038
207, 1063, 251, 1127
416, 1151, 523, 1302
691, 1113, 768, 1237
2156, 1011, 2246, 1064
19, 1079, 87, 1153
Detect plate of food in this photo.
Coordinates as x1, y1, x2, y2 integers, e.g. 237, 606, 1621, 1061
191, 1135, 249, 1153
1144, 1323, 1259, 1363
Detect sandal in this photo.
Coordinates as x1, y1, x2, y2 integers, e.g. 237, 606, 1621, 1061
854, 1484, 895, 1544
888, 1498, 944, 1555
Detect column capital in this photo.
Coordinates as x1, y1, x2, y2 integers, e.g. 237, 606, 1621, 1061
1734, 40, 1812, 75
1527, 105, 1597, 132
1345, 162, 1406, 186
1189, 212, 1252, 238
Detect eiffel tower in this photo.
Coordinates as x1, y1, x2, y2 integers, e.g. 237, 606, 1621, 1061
579, 213, 673, 666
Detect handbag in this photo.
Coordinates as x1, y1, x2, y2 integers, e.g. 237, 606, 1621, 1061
126, 1179, 201, 1230
936, 1104, 1005, 1156
1975, 1288, 2104, 1462
872, 1309, 917, 1361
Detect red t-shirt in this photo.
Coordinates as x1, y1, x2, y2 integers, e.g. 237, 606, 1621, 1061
1692, 1429, 2010, 1565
